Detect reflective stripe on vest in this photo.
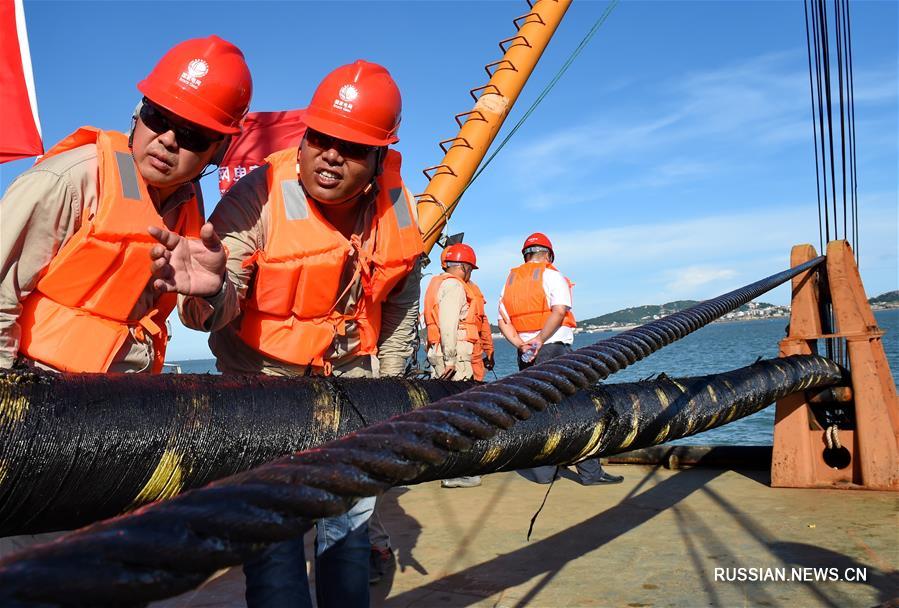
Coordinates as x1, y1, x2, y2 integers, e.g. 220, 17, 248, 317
502, 262, 576, 333
423, 274, 479, 347
237, 147, 424, 367
18, 127, 203, 373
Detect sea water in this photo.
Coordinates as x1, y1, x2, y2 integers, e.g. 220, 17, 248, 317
170, 309, 899, 446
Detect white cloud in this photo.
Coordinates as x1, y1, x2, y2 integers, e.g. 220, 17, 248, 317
664, 266, 738, 293
468, 193, 896, 317
499, 52, 897, 212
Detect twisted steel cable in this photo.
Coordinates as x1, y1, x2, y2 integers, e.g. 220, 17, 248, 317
0, 258, 825, 606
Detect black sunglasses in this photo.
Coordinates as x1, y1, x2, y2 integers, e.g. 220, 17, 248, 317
139, 99, 223, 152
304, 128, 379, 160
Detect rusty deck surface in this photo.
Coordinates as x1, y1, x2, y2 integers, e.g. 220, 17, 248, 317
152, 464, 898, 607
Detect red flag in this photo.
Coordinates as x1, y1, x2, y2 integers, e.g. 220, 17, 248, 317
218, 109, 306, 193
0, 0, 43, 163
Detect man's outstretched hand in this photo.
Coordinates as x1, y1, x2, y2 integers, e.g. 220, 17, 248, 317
149, 222, 226, 297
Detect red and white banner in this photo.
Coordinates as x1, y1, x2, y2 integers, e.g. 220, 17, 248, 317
218, 108, 306, 194
0, 0, 43, 163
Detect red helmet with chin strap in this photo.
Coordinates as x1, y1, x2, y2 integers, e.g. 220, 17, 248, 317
442, 243, 478, 269
522, 232, 553, 256
303, 60, 401, 146
138, 35, 252, 135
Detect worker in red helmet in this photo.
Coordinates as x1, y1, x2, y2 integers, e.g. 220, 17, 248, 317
432, 244, 495, 383
0, 35, 251, 563
0, 36, 252, 374
424, 243, 481, 381
498, 233, 623, 486
149, 60, 423, 607
424, 242, 493, 489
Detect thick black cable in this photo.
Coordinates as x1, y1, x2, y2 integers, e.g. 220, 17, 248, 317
0, 257, 826, 606
0, 354, 840, 608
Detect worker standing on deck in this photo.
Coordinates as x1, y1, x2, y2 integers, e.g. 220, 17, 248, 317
423, 243, 492, 488
0, 36, 252, 375
149, 60, 423, 608
498, 232, 623, 485
424, 243, 479, 382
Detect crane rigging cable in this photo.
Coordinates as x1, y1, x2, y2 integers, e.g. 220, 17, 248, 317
803, 0, 859, 370
424, 0, 620, 246
803, 0, 859, 258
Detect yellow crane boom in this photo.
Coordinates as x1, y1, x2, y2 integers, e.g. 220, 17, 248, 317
415, 0, 572, 253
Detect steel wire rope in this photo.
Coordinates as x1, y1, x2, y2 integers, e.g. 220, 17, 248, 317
0, 256, 827, 607
804, 0, 825, 253
809, 0, 832, 244
422, 0, 620, 246
834, 0, 848, 246
817, 0, 840, 242
842, 0, 859, 261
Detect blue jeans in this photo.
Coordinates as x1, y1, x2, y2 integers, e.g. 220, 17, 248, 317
244, 496, 375, 608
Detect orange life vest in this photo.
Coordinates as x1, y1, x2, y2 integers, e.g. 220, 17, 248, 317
18, 127, 203, 373
468, 281, 494, 381
423, 274, 479, 347
501, 262, 576, 333
237, 147, 423, 367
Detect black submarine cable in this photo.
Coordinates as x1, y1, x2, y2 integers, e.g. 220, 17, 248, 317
0, 258, 830, 605
0, 356, 843, 607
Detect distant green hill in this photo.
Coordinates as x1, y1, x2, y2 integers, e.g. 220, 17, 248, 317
869, 290, 899, 305
487, 292, 894, 334
578, 300, 779, 327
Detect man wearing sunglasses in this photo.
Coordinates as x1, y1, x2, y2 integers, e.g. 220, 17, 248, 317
149, 60, 423, 607
0, 36, 250, 560
0, 35, 251, 375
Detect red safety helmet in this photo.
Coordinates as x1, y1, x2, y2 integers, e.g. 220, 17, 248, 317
138, 35, 252, 135
303, 60, 401, 146
442, 243, 478, 269
522, 232, 554, 255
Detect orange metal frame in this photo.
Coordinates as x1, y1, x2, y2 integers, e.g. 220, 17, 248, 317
415, 0, 572, 253
771, 241, 899, 490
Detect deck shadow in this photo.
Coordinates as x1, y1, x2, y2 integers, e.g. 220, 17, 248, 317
384, 466, 723, 607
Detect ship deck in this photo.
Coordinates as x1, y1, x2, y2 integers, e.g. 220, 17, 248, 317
152, 464, 898, 607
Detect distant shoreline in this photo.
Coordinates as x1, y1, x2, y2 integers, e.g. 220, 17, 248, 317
576, 303, 898, 335
577, 312, 788, 335
177, 308, 898, 360
489, 314, 787, 338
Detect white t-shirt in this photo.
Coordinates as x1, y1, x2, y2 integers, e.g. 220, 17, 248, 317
498, 267, 574, 345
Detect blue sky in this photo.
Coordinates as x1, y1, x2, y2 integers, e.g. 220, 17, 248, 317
2, 1, 896, 360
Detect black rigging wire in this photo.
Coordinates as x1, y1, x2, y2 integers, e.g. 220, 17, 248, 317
804, 0, 861, 368
810, 0, 831, 244
834, 0, 848, 244
844, 0, 860, 261
804, 0, 825, 253
818, 0, 840, 242
813, 0, 859, 251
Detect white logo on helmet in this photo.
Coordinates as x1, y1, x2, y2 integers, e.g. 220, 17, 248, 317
333, 84, 358, 113
339, 85, 359, 102
187, 59, 209, 79
179, 59, 209, 90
